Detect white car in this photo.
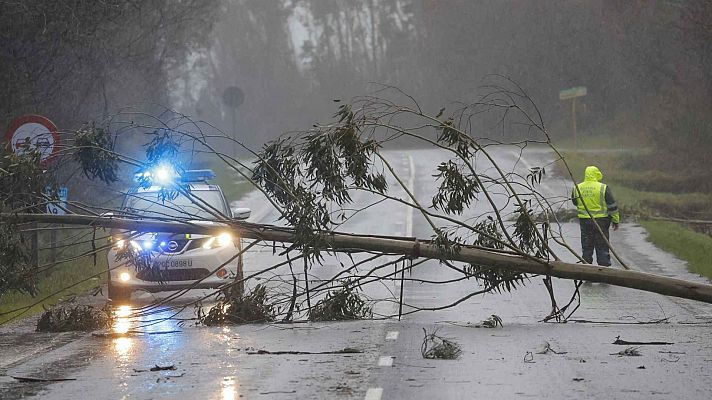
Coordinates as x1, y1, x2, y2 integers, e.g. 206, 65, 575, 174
106, 169, 250, 302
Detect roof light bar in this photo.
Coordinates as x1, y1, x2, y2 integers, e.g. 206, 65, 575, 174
180, 169, 215, 183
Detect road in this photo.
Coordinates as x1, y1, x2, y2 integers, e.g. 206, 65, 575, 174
1, 147, 711, 399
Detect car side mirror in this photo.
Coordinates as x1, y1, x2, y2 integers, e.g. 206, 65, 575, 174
231, 207, 251, 220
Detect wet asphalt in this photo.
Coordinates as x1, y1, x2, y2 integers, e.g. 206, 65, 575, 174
1, 147, 711, 399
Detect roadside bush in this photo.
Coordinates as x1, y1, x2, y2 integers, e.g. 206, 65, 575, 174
648, 113, 712, 192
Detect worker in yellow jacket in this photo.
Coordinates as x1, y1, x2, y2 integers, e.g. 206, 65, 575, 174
571, 166, 620, 266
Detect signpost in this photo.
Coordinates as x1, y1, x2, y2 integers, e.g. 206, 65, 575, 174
559, 86, 587, 149
47, 186, 69, 215
46, 185, 68, 265
4, 114, 61, 164
222, 86, 244, 157
5, 114, 63, 266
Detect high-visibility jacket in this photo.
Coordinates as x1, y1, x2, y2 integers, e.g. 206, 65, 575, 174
571, 165, 620, 223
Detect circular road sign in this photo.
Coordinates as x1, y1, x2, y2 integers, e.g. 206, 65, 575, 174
222, 86, 245, 109
4, 114, 60, 164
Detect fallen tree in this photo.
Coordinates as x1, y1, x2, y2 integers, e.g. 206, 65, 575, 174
8, 213, 712, 304
2, 79, 709, 325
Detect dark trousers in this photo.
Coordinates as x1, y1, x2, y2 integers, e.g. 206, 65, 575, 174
579, 217, 611, 266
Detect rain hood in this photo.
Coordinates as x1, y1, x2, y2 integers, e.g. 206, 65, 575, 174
584, 166, 603, 182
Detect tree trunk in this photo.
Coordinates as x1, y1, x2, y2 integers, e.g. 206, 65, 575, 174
9, 213, 712, 304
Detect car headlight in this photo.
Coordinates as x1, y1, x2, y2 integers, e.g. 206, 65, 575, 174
202, 232, 234, 249
217, 232, 233, 247
113, 239, 126, 249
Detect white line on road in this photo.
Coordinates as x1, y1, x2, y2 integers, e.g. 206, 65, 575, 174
511, 149, 552, 194
385, 331, 399, 341
378, 356, 394, 367
365, 388, 384, 400
406, 154, 415, 237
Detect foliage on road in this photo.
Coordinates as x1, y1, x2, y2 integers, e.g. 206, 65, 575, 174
308, 285, 372, 322
198, 284, 275, 326
35, 303, 110, 332
421, 328, 462, 360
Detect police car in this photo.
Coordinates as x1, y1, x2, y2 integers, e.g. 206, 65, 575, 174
106, 167, 250, 302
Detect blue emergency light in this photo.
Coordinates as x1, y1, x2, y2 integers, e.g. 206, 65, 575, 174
180, 169, 215, 183
134, 163, 177, 185
134, 165, 215, 186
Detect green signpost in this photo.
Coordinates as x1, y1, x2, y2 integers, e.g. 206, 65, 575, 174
559, 86, 587, 149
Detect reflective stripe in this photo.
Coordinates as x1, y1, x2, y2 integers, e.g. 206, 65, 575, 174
599, 184, 607, 213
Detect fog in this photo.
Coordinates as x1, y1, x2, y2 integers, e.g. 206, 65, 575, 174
178, 0, 711, 152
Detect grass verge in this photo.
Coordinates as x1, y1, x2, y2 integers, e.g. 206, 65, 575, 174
0, 257, 106, 324
0, 227, 108, 325
559, 151, 712, 219
640, 220, 712, 279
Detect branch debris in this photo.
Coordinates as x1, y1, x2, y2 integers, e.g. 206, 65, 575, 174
36, 304, 111, 332
536, 341, 567, 355
421, 328, 462, 360
611, 347, 642, 357
612, 336, 673, 345
197, 284, 275, 326
248, 348, 362, 355
309, 285, 372, 321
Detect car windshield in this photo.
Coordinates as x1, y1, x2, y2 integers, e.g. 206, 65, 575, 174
123, 189, 227, 220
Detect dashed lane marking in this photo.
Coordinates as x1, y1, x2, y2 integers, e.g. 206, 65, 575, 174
378, 356, 394, 367
385, 331, 399, 340
406, 154, 415, 237
365, 388, 384, 400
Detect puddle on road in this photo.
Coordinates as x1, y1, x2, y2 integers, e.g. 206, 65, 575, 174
222, 376, 240, 400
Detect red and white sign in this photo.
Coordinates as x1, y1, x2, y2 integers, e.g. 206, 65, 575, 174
4, 114, 60, 164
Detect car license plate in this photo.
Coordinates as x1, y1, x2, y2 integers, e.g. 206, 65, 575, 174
155, 259, 193, 268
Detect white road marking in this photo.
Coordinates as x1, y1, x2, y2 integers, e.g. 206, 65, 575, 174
406, 154, 415, 237
365, 388, 384, 400
511, 149, 552, 194
385, 331, 399, 340
378, 356, 394, 367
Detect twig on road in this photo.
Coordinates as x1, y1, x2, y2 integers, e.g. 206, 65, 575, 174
569, 317, 670, 325
611, 347, 641, 356
259, 391, 297, 395
613, 335, 673, 345
438, 314, 503, 329
12, 376, 77, 382
248, 348, 362, 355
536, 341, 567, 355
